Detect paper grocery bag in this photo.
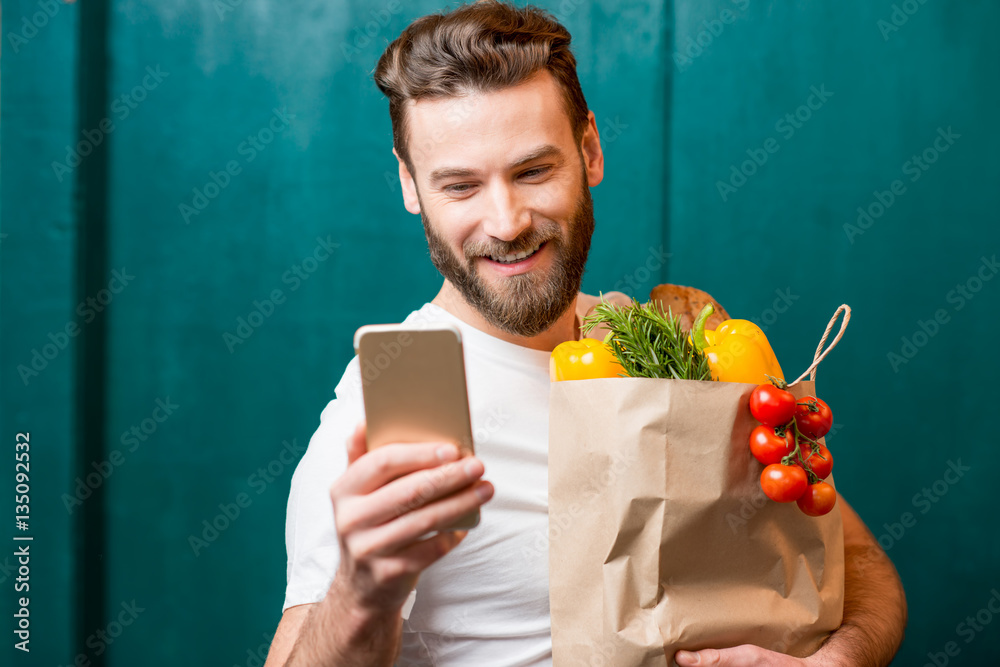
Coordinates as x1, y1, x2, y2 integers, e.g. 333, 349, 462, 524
548, 378, 844, 666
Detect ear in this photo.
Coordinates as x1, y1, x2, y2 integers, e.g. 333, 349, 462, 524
394, 148, 422, 215
580, 110, 604, 188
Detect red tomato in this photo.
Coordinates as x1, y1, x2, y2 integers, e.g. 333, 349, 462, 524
796, 482, 837, 516
802, 444, 833, 480
749, 385, 796, 427
794, 396, 833, 439
749, 425, 795, 466
760, 464, 808, 503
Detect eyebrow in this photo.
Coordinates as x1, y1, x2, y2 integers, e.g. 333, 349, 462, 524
427, 144, 564, 186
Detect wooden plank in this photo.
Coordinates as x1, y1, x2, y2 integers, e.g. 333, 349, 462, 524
99, 1, 668, 663
1, 1, 83, 664
667, 2, 1000, 664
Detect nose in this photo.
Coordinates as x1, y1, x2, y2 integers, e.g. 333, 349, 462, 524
481, 181, 531, 243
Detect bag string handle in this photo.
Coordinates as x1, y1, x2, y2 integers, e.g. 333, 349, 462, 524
788, 305, 851, 386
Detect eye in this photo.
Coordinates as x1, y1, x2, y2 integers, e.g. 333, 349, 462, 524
520, 166, 552, 179
444, 183, 476, 194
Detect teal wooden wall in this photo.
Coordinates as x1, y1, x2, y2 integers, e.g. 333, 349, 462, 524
669, 2, 1000, 665
2, 1, 997, 665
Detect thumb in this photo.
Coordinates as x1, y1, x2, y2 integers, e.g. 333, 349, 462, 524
676, 649, 721, 666
676, 645, 787, 667
346, 420, 367, 465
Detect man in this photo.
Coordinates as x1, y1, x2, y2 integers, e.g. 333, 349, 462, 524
265, 2, 906, 665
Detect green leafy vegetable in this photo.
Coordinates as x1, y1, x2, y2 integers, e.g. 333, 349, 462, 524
579, 295, 712, 381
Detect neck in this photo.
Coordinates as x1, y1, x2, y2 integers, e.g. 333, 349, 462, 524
431, 279, 580, 352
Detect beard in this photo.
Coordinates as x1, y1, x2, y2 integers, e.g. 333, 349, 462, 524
421, 172, 595, 338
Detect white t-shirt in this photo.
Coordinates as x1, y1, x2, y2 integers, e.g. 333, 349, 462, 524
283, 302, 555, 666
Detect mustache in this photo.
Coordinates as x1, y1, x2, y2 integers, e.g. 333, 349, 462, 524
464, 227, 560, 259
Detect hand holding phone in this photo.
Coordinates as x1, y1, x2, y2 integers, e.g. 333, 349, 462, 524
354, 323, 482, 530
326, 421, 493, 616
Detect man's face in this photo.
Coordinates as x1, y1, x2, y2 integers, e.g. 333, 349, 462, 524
397, 71, 603, 337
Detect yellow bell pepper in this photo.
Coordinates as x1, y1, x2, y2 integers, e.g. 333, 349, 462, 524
550, 337, 624, 382
692, 304, 784, 385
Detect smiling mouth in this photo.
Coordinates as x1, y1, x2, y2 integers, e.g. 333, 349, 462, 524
486, 241, 546, 264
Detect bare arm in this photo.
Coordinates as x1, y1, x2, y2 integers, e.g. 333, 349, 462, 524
809, 495, 908, 666
282, 578, 406, 667
676, 494, 907, 667
265, 422, 493, 667
262, 581, 406, 667
263, 605, 311, 667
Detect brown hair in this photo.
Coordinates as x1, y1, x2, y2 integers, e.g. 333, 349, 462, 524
373, 0, 589, 173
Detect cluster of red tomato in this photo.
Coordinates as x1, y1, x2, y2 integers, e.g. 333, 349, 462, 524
748, 384, 836, 517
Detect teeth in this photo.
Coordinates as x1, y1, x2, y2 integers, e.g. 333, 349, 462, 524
489, 242, 543, 264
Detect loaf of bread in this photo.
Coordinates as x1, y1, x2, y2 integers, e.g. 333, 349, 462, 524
648, 283, 730, 332
575, 285, 729, 340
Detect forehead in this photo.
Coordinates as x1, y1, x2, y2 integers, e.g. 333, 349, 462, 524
404, 70, 576, 173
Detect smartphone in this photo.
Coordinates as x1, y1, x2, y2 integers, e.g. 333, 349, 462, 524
353, 322, 479, 530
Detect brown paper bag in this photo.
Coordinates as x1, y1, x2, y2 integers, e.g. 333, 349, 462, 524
548, 377, 845, 666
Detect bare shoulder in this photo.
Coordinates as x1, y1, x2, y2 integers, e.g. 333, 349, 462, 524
263, 603, 315, 667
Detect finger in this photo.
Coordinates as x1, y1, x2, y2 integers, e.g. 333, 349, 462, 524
342, 457, 486, 529
675, 645, 797, 667
346, 421, 368, 466
371, 529, 470, 585
338, 441, 461, 495
675, 649, 722, 667
348, 481, 494, 558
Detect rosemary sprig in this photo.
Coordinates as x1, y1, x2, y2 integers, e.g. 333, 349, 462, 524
580, 296, 713, 380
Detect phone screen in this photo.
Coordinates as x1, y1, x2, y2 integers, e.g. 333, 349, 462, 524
354, 323, 479, 529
